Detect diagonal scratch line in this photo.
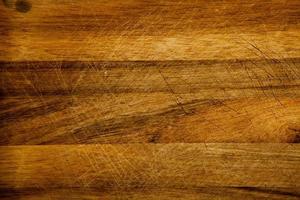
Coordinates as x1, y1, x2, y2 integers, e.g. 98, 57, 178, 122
158, 69, 188, 114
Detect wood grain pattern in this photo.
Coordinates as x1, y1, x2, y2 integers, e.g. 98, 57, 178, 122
0, 144, 300, 199
1, 60, 300, 144
1, 0, 300, 199
0, 0, 299, 61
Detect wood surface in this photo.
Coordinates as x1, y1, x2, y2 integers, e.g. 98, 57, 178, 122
0, 0, 300, 199
0, 144, 300, 199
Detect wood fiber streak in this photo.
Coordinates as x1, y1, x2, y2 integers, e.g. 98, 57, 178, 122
0, 144, 299, 199
0, 0, 300, 199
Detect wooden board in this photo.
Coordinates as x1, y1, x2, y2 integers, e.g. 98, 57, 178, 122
0, 144, 300, 199
0, 0, 300, 199
1, 60, 300, 144
0, 0, 299, 61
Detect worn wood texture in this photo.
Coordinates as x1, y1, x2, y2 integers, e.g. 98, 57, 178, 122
0, 0, 299, 61
0, 144, 300, 199
1, 0, 300, 199
1, 60, 300, 144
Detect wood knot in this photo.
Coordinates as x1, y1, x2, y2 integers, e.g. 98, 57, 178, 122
15, 0, 31, 13
148, 133, 161, 143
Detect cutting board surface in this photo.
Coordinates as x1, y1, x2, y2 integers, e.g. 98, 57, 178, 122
0, 0, 300, 199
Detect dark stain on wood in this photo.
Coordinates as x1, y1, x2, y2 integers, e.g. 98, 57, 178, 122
236, 187, 300, 198
289, 128, 300, 143
148, 132, 161, 143
15, 0, 31, 13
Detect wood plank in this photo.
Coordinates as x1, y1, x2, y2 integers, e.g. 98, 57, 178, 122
0, 0, 299, 61
1, 60, 299, 144
0, 144, 299, 190
1, 60, 300, 97
1, 96, 300, 144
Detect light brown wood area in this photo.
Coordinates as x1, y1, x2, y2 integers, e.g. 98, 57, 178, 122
0, 144, 300, 199
0, 0, 299, 61
0, 0, 300, 199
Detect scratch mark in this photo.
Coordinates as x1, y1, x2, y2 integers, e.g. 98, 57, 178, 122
158, 69, 188, 115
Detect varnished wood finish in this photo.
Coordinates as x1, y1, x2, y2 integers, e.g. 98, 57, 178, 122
0, 0, 300, 199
